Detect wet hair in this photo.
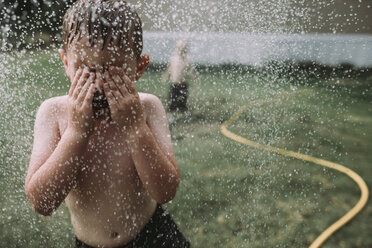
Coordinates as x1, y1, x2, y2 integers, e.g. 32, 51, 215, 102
62, 0, 142, 60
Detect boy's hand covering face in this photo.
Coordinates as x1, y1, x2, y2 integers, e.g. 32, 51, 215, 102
68, 67, 96, 136
103, 66, 145, 131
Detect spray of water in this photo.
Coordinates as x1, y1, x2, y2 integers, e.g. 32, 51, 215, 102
1, 1, 371, 247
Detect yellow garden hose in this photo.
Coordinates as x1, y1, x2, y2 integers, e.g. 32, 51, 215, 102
220, 90, 369, 247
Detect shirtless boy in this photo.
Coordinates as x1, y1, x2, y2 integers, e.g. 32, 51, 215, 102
25, 1, 189, 247
161, 40, 198, 112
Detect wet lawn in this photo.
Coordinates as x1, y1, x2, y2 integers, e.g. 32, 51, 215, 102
0, 50, 371, 247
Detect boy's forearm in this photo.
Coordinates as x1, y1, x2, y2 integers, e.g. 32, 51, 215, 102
125, 124, 180, 204
161, 69, 169, 83
25, 129, 88, 216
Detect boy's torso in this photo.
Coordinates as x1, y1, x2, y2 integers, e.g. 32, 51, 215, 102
52, 93, 157, 247
170, 55, 189, 83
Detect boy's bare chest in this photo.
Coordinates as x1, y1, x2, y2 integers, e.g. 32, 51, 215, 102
78, 125, 137, 187
59, 118, 138, 189
86, 126, 128, 161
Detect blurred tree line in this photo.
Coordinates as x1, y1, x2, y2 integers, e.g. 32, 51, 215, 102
0, 0, 76, 49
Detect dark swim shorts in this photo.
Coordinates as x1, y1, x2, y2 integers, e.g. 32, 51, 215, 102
75, 204, 190, 248
169, 82, 188, 112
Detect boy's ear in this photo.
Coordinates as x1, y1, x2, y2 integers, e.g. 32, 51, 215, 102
135, 54, 150, 81
58, 49, 68, 71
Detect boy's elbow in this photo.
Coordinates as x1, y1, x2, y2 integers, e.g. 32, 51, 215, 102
33, 204, 54, 216
156, 178, 180, 204
25, 185, 54, 216
29, 198, 55, 216
157, 198, 172, 205
156, 192, 176, 205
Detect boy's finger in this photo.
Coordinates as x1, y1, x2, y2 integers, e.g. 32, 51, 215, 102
109, 66, 135, 93
82, 84, 95, 108
73, 69, 89, 99
77, 73, 95, 103
104, 83, 118, 112
69, 68, 82, 97
95, 72, 104, 92
103, 71, 112, 86
108, 79, 124, 101
112, 75, 129, 97
108, 66, 125, 78
108, 67, 125, 87
104, 71, 117, 97
69, 68, 82, 96
120, 74, 136, 95
73, 68, 90, 99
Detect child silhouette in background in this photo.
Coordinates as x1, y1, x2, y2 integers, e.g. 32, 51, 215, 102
162, 40, 198, 112
25, 1, 190, 247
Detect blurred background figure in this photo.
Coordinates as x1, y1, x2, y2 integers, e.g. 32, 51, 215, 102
162, 40, 198, 112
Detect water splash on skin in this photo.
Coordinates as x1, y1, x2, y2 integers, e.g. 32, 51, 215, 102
0, 1, 371, 247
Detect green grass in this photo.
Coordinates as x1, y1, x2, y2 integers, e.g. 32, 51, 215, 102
0, 50, 371, 247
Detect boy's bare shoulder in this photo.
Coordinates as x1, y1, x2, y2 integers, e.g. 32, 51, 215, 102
36, 95, 68, 118
139, 93, 165, 114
